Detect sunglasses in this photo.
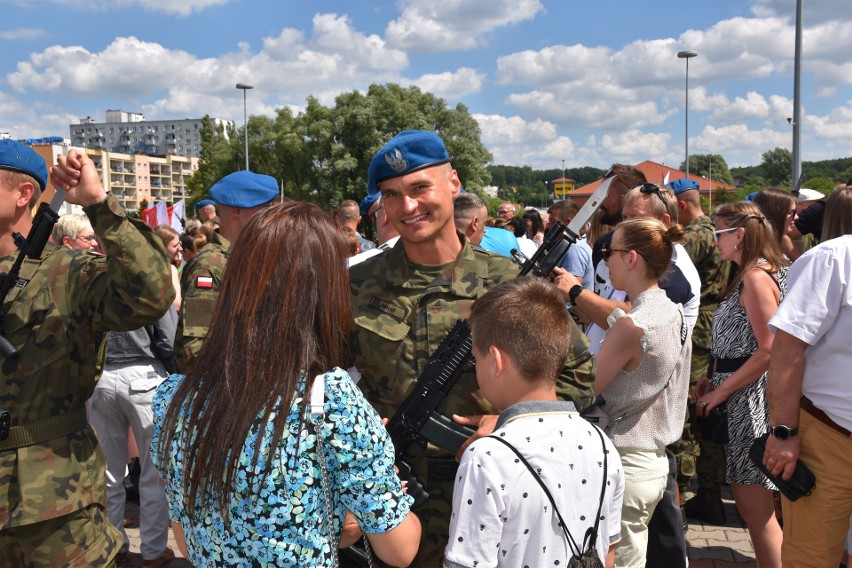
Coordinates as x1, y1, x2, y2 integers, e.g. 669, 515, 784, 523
601, 243, 632, 262
636, 183, 667, 207
712, 227, 738, 242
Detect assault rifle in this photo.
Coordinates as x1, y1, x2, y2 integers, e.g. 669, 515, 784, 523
0, 189, 66, 361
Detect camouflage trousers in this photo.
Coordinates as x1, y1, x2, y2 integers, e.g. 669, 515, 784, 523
0, 503, 122, 567
675, 345, 726, 494
373, 456, 456, 568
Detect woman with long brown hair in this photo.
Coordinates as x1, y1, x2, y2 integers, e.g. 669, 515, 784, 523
151, 201, 420, 566
696, 201, 787, 566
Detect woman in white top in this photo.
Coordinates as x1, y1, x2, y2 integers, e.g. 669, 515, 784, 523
562, 218, 691, 567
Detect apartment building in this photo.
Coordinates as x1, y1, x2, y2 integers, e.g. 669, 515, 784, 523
69, 110, 232, 158
30, 143, 198, 212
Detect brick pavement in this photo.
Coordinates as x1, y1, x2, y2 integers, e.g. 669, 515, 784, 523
123, 485, 758, 567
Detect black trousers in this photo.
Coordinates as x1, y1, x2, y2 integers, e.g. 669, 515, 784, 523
646, 445, 687, 567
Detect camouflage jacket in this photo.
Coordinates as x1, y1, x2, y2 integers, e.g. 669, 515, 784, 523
681, 215, 732, 350
348, 236, 596, 459
0, 195, 174, 529
175, 231, 230, 371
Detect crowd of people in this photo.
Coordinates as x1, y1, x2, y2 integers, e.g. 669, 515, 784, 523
0, 132, 850, 568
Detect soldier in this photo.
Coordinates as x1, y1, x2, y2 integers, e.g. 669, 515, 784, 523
0, 143, 174, 566
175, 171, 278, 370
348, 130, 595, 565
669, 178, 732, 525
194, 199, 217, 223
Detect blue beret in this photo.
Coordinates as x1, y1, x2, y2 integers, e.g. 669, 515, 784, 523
666, 179, 699, 195
194, 199, 216, 211
745, 191, 758, 202
359, 193, 378, 216
367, 130, 451, 197
209, 171, 278, 208
0, 139, 48, 190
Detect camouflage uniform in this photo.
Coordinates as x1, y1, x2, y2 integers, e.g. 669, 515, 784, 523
0, 195, 174, 566
349, 235, 596, 566
676, 214, 731, 492
175, 231, 230, 370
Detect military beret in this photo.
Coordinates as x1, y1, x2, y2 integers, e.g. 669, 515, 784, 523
209, 171, 278, 209
360, 192, 378, 216
666, 178, 699, 195
194, 199, 216, 211
0, 139, 48, 190
367, 130, 451, 197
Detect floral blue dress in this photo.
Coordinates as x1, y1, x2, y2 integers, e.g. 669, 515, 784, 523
150, 367, 412, 566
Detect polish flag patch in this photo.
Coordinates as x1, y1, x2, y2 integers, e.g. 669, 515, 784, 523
197, 276, 213, 289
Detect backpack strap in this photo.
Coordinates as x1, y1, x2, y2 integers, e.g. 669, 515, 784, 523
488, 435, 584, 559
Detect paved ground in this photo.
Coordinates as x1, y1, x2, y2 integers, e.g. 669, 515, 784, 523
124, 485, 758, 567
683, 486, 757, 568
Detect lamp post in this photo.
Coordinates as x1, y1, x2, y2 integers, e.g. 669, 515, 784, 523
543, 181, 549, 208
677, 51, 697, 180
236, 83, 253, 171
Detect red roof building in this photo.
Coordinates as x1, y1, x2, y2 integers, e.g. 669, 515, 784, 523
569, 160, 736, 205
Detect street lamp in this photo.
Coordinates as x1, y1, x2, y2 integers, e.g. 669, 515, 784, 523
236, 83, 253, 170
543, 181, 549, 208
677, 51, 697, 180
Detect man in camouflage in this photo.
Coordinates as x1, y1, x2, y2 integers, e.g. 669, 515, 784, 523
0, 143, 174, 566
349, 130, 596, 566
175, 171, 278, 369
669, 179, 731, 524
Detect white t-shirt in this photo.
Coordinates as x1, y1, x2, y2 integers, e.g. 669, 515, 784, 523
769, 235, 852, 431
445, 400, 624, 568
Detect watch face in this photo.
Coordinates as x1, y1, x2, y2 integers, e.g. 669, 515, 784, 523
773, 425, 793, 440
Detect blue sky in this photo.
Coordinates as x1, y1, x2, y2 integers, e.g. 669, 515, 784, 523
2, 0, 850, 172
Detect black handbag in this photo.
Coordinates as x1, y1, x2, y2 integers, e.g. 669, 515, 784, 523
748, 433, 816, 501
695, 403, 729, 445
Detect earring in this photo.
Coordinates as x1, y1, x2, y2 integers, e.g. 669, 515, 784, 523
735, 243, 741, 250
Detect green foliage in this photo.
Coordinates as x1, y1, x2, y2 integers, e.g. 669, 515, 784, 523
678, 154, 734, 185
760, 147, 793, 186
803, 177, 834, 194
188, 85, 492, 211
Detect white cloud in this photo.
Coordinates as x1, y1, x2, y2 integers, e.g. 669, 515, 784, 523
407, 67, 485, 100
386, 0, 543, 52
0, 27, 47, 40
38, 0, 229, 16
600, 130, 672, 163
707, 91, 770, 123
5, 14, 409, 121
691, 124, 790, 167
808, 101, 852, 141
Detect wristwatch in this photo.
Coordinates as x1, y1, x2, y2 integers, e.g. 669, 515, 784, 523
770, 424, 799, 440
568, 284, 584, 304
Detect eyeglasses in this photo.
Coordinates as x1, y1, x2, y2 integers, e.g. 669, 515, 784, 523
601, 244, 630, 262
637, 183, 667, 207
712, 227, 738, 242
497, 209, 515, 216
77, 234, 98, 243
369, 205, 383, 222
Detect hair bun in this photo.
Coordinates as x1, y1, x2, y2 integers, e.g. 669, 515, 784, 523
664, 223, 685, 244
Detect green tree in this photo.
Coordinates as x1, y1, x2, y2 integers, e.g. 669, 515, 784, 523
802, 177, 833, 194
186, 116, 239, 208
760, 147, 793, 186
678, 154, 734, 186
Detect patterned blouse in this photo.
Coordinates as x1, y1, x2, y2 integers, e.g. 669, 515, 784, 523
150, 367, 412, 567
